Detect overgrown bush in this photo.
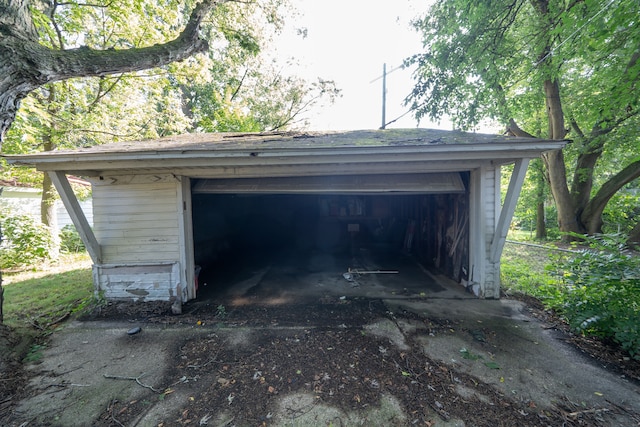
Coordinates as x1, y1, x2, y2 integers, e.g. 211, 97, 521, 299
59, 224, 85, 253
544, 234, 640, 360
0, 214, 56, 269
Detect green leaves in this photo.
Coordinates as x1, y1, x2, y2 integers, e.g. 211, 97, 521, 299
409, 0, 640, 239
0, 214, 57, 269
547, 234, 640, 359
406, 0, 536, 129
407, 0, 640, 136
459, 347, 500, 369
459, 347, 481, 360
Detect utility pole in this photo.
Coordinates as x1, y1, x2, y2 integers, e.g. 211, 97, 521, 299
381, 63, 387, 129
372, 63, 401, 129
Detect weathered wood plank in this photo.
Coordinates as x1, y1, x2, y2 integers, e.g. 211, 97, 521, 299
94, 180, 181, 265
96, 263, 181, 302
178, 177, 195, 301
95, 228, 179, 239
89, 174, 180, 185
95, 213, 179, 226
490, 159, 530, 263
49, 171, 102, 263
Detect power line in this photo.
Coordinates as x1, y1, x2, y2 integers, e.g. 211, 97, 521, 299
381, 107, 415, 129
534, 0, 617, 67
380, 0, 618, 129
369, 64, 403, 83
372, 63, 414, 129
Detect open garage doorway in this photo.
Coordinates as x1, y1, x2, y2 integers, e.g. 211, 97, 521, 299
190, 173, 470, 304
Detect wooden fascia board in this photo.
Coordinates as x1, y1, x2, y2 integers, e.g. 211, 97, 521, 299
23, 151, 553, 175
55, 159, 509, 180
489, 159, 530, 263
4, 141, 566, 172
48, 171, 102, 264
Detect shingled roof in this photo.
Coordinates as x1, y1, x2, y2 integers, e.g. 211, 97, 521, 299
4, 128, 567, 170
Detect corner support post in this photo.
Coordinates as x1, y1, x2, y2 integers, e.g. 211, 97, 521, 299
48, 171, 102, 264
490, 158, 530, 263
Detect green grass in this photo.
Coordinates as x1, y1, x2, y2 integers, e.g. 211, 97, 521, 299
2, 253, 94, 329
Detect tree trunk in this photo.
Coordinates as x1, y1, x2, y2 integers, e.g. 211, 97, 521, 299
627, 221, 640, 250
41, 83, 57, 226
0, 0, 219, 147
535, 201, 546, 239
540, 78, 580, 240
581, 159, 640, 234
570, 142, 603, 219
41, 170, 59, 259
530, 158, 547, 239
543, 149, 580, 236
529, 0, 582, 241
41, 171, 57, 227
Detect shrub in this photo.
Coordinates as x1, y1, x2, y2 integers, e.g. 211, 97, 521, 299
59, 224, 85, 253
0, 214, 56, 269
546, 234, 640, 360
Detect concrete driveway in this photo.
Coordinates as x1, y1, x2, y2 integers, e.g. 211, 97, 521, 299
7, 251, 640, 426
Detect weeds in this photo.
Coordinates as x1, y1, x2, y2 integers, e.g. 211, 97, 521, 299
545, 234, 640, 359
215, 304, 227, 319
501, 235, 640, 360
24, 343, 46, 363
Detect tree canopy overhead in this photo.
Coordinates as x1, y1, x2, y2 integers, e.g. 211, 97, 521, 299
406, 0, 640, 240
0, 0, 221, 149
1, 0, 337, 226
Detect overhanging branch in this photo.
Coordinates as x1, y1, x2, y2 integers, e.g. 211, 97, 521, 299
0, 0, 223, 145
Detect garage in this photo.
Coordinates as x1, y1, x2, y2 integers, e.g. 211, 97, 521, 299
190, 173, 469, 300
4, 129, 568, 309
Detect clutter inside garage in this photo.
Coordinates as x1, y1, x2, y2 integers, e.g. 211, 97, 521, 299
191, 174, 470, 298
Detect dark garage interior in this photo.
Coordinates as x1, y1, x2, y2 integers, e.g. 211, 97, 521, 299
190, 173, 470, 300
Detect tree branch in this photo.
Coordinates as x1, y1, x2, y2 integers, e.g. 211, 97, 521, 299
39, 0, 218, 82
505, 119, 536, 138
581, 159, 640, 234
103, 373, 163, 393
0, 0, 224, 146
568, 117, 584, 139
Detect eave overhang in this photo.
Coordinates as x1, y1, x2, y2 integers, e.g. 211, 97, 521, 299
3, 129, 569, 178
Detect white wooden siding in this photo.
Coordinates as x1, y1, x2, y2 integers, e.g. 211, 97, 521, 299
94, 263, 181, 301
468, 165, 501, 299
0, 187, 93, 230
92, 178, 185, 302
93, 182, 180, 264
483, 167, 503, 298
483, 168, 498, 247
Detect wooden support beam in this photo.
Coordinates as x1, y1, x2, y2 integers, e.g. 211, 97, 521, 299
177, 177, 195, 302
490, 158, 530, 263
48, 171, 102, 264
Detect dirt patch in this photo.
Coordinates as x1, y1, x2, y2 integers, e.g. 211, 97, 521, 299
0, 325, 37, 418
99, 325, 566, 426
3, 297, 639, 427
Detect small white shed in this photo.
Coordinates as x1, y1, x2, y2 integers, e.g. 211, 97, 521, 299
0, 182, 93, 230
4, 129, 567, 310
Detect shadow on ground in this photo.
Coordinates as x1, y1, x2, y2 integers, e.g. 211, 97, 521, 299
2, 252, 640, 426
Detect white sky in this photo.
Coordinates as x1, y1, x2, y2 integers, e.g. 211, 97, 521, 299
273, 0, 439, 131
